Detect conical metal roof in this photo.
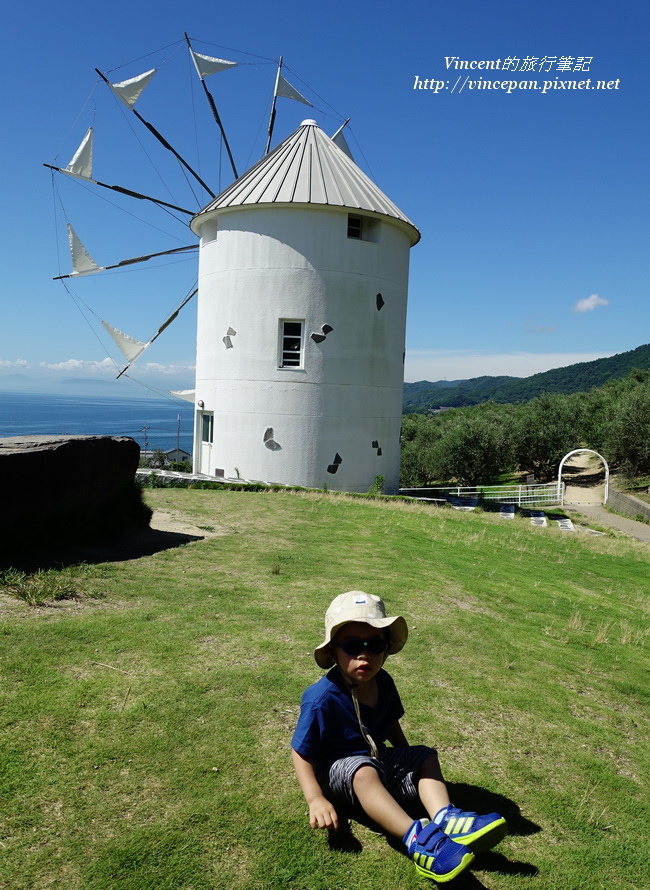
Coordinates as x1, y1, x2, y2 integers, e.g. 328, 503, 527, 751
192, 120, 420, 245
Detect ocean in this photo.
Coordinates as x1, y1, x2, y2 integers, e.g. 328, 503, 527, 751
0, 391, 195, 456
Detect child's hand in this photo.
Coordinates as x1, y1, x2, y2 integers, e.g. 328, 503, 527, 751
308, 795, 339, 831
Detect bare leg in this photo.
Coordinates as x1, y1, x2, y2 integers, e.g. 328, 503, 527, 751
417, 751, 451, 819
352, 765, 413, 837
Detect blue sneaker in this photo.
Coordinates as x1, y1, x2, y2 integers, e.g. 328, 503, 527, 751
404, 820, 475, 882
437, 806, 507, 854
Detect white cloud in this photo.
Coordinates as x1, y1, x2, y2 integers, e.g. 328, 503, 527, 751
573, 294, 609, 313
0, 358, 31, 369
136, 361, 196, 377
39, 357, 116, 375
0, 356, 195, 392
404, 350, 614, 383
0, 356, 195, 378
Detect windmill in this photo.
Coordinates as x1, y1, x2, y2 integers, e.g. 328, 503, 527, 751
47, 37, 419, 492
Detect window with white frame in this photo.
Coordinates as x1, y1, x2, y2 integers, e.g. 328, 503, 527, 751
201, 413, 214, 443
279, 320, 304, 368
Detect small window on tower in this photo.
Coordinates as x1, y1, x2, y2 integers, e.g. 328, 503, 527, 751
201, 413, 214, 443
279, 320, 304, 368
347, 215, 363, 239
201, 219, 218, 244
347, 213, 380, 243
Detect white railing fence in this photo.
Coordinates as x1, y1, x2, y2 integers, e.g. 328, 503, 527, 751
399, 481, 564, 508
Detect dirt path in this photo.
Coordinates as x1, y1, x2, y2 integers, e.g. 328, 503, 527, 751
563, 451, 606, 506
149, 509, 221, 538
561, 451, 650, 543
568, 503, 650, 543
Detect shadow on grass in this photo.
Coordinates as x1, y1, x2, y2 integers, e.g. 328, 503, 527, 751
2, 526, 205, 573
329, 783, 540, 885
446, 782, 541, 839
328, 822, 364, 854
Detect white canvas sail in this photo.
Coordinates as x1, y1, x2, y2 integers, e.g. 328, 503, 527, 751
190, 49, 237, 79
265, 61, 313, 154
101, 321, 148, 363
102, 288, 197, 377
331, 124, 354, 161
171, 389, 196, 402
65, 127, 94, 179
276, 74, 312, 106
110, 69, 157, 108
67, 224, 100, 275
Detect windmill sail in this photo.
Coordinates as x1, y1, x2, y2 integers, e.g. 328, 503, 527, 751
45, 159, 194, 215
190, 50, 237, 78
185, 35, 238, 180
103, 288, 198, 378
65, 128, 94, 179
171, 389, 196, 402
96, 66, 215, 198
109, 69, 157, 108
276, 74, 312, 106
67, 224, 101, 275
101, 321, 148, 363
54, 241, 197, 281
265, 59, 313, 155
331, 121, 354, 161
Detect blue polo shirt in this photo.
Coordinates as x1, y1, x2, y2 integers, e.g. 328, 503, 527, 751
291, 667, 404, 769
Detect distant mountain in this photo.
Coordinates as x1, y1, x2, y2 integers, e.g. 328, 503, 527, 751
0, 375, 130, 398
59, 378, 131, 395
403, 343, 650, 412
0, 373, 39, 391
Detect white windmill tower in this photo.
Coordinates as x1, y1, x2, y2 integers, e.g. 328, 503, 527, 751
189, 118, 420, 493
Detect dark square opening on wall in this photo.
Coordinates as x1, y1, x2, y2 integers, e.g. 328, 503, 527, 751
347, 215, 363, 239
347, 214, 380, 243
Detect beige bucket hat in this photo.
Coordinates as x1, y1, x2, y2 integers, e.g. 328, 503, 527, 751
314, 591, 408, 669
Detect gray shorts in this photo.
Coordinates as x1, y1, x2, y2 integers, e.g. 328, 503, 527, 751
320, 745, 434, 811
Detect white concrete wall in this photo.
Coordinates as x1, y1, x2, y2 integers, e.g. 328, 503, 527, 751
192, 204, 413, 493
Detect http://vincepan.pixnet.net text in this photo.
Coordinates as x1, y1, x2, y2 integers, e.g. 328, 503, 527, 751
414, 56, 620, 94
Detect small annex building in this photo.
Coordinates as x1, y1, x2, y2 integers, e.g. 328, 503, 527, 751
190, 119, 420, 493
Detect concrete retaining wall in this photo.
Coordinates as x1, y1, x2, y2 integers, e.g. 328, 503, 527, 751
606, 487, 650, 522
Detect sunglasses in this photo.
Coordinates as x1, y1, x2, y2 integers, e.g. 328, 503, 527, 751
334, 637, 389, 657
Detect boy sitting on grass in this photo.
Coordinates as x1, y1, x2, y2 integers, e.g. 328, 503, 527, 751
291, 591, 507, 882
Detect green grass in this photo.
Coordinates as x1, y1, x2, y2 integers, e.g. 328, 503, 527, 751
0, 565, 101, 606
1, 489, 648, 890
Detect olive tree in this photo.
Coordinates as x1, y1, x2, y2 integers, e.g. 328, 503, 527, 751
511, 393, 584, 482
430, 404, 515, 485
603, 381, 650, 477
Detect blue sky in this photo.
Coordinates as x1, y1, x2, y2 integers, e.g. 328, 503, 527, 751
1, 0, 647, 397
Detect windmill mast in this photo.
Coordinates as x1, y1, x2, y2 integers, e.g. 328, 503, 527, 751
184, 33, 238, 181
96, 68, 216, 199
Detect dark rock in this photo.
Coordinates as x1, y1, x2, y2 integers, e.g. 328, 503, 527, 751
0, 435, 151, 564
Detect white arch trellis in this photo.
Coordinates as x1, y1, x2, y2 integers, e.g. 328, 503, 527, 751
557, 449, 609, 506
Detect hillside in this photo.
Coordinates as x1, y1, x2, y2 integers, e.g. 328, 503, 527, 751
403, 342, 650, 412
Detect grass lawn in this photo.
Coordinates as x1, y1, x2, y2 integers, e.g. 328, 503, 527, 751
1, 489, 648, 890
